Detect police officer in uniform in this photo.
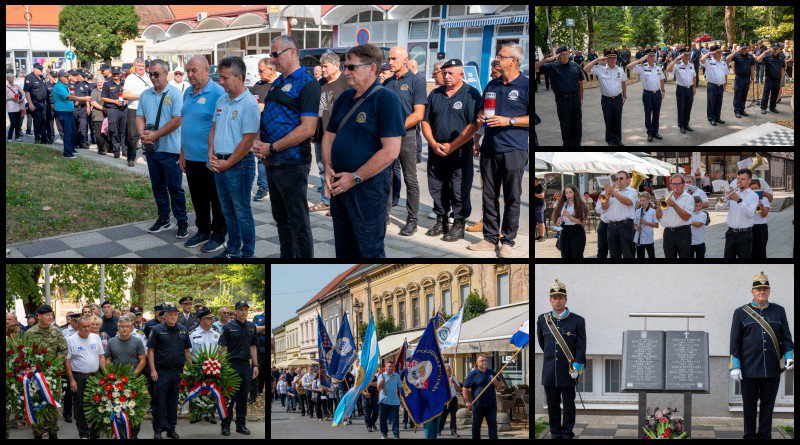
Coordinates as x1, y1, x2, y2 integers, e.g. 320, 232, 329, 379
700, 45, 730, 125
146, 302, 191, 439
727, 43, 756, 118
667, 48, 697, 133
44, 70, 59, 143
178, 296, 197, 329
142, 303, 164, 415
218, 300, 259, 436
420, 58, 482, 241
189, 306, 221, 424
101, 66, 127, 157
535, 46, 584, 146
628, 49, 666, 142
756, 43, 786, 114
73, 70, 91, 149
536, 280, 586, 440
583, 50, 627, 146
23, 63, 49, 144
729, 272, 794, 439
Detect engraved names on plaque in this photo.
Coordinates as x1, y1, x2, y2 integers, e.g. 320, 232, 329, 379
665, 331, 709, 391
622, 330, 665, 391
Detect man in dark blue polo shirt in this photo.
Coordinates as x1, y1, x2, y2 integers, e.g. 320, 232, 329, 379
322, 44, 405, 258
421, 58, 482, 242
382, 47, 427, 236
469, 43, 529, 258
253, 35, 321, 258
462, 354, 503, 439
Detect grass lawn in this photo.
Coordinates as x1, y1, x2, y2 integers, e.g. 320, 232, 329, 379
6, 142, 193, 243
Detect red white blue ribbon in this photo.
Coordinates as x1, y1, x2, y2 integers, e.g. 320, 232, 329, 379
181, 382, 229, 419
22, 370, 61, 425
111, 410, 132, 439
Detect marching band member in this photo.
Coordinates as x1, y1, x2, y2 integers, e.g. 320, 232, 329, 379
716, 168, 759, 258
684, 175, 709, 209
600, 171, 638, 258
552, 184, 587, 259
729, 272, 794, 439
689, 196, 709, 258
633, 192, 658, 258
749, 180, 770, 259
655, 174, 694, 258
593, 182, 611, 259
536, 280, 586, 440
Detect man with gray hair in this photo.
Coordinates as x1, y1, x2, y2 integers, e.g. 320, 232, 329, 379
122, 58, 153, 166
248, 57, 278, 202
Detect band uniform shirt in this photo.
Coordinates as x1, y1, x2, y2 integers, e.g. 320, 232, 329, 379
605, 186, 639, 221
690, 186, 709, 204
715, 187, 759, 228
659, 191, 695, 228
730, 301, 794, 379
690, 210, 708, 245
754, 197, 770, 225
633, 63, 666, 92
701, 56, 730, 85
536, 309, 586, 387
590, 64, 626, 97
561, 202, 577, 226
672, 60, 697, 87
634, 206, 658, 245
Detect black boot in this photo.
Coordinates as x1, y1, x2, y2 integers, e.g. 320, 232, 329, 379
425, 216, 445, 236
442, 219, 465, 242
399, 219, 417, 236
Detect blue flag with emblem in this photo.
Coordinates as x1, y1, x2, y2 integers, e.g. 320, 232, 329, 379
317, 313, 333, 391
328, 313, 357, 380
332, 312, 380, 427
400, 315, 450, 427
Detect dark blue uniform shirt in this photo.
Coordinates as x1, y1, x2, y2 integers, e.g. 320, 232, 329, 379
729, 301, 794, 379
382, 69, 427, 123
147, 321, 191, 369
463, 367, 499, 408
101, 80, 126, 110
762, 52, 786, 80
423, 82, 482, 149
253, 312, 266, 348
732, 53, 756, 77
481, 74, 530, 154
24, 73, 49, 102
219, 318, 258, 362
536, 309, 587, 387
73, 80, 91, 107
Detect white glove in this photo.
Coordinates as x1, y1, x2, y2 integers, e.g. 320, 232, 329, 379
786, 359, 794, 370
570, 370, 579, 379
730, 369, 742, 381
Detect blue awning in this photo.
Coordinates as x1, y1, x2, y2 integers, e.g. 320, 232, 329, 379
441, 14, 528, 29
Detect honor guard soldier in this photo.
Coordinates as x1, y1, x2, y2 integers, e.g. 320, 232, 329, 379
715, 168, 759, 258
656, 174, 694, 258
628, 49, 666, 141
727, 43, 756, 118
73, 70, 92, 149
147, 302, 191, 439
101, 66, 128, 157
700, 45, 730, 125
23, 62, 50, 144
535, 46, 584, 146
729, 272, 794, 439
600, 171, 638, 258
179, 296, 197, 329
583, 50, 627, 146
218, 300, 259, 436
667, 48, 697, 133
755, 43, 786, 114
24, 304, 69, 439
536, 280, 586, 440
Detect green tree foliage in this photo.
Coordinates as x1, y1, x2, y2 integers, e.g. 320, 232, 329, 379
59, 5, 140, 63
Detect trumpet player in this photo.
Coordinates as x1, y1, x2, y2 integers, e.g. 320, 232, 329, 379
750, 180, 770, 259
633, 192, 658, 258
600, 171, 638, 258
656, 174, 694, 258
716, 168, 759, 258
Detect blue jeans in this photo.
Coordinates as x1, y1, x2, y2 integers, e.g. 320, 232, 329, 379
424, 419, 439, 439
214, 153, 256, 257
255, 157, 268, 191
379, 402, 399, 437
56, 110, 76, 156
316, 161, 330, 206
144, 151, 188, 224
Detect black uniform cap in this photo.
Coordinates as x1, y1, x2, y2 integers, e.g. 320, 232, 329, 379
710, 45, 720, 51
33, 63, 44, 70
603, 50, 617, 57
644, 49, 655, 55
179, 296, 193, 304
36, 304, 54, 314
442, 59, 463, 68
195, 306, 212, 319
679, 48, 690, 54
235, 300, 250, 310
111, 66, 121, 74
555, 46, 569, 55
771, 43, 781, 49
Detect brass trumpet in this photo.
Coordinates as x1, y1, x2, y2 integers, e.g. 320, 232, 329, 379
658, 189, 676, 210
756, 202, 764, 214
599, 170, 646, 203
716, 187, 738, 206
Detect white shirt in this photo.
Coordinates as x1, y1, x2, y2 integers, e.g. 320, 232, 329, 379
633, 63, 666, 92
754, 197, 770, 225
658, 191, 695, 228
447, 374, 461, 398
715, 187, 759, 228
591, 64, 626, 97
62, 324, 77, 339
634, 207, 658, 245
689, 186, 709, 204
594, 198, 610, 223
189, 325, 220, 356
122, 72, 153, 110
605, 186, 638, 221
169, 79, 190, 93
702, 176, 712, 187
302, 372, 313, 389
561, 201, 578, 226
67, 333, 104, 373
734, 178, 773, 197
6, 82, 25, 113
277, 380, 288, 394
702, 56, 730, 85
672, 60, 697, 87
690, 211, 708, 245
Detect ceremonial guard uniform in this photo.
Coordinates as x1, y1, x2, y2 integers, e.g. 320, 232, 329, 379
536, 280, 586, 440
729, 272, 794, 439
218, 300, 258, 436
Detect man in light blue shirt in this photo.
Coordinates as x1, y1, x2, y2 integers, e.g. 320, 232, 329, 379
135, 59, 187, 237
179, 55, 228, 253
377, 362, 402, 439
209, 56, 260, 258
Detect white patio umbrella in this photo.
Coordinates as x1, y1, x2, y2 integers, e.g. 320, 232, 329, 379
604, 152, 672, 176
535, 152, 636, 173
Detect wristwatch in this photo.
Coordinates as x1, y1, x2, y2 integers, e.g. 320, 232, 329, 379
269, 143, 278, 156
353, 171, 363, 185
509, 117, 516, 126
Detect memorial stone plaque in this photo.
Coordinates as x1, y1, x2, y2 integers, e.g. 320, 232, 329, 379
665, 331, 709, 391
622, 330, 665, 391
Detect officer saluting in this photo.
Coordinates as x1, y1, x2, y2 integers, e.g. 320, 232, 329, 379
700, 45, 730, 125
727, 43, 756, 119
628, 49, 666, 142
729, 272, 794, 439
146, 302, 191, 439
667, 48, 697, 134
218, 300, 259, 436
755, 43, 786, 114
535, 46, 584, 146
536, 280, 586, 440
583, 50, 627, 146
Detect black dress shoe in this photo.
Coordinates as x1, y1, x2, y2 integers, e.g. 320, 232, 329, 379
741, 111, 750, 116
426, 216, 446, 236
647, 136, 653, 142
154, 432, 163, 439
654, 133, 662, 140
685, 126, 694, 132
735, 113, 742, 118
709, 120, 717, 126
167, 430, 179, 439
236, 426, 251, 435
617, 141, 625, 146
680, 127, 686, 134
63, 414, 72, 423
221, 427, 231, 436
716, 119, 725, 124
442, 219, 465, 242
399, 220, 417, 236
770, 108, 779, 113
761, 108, 767, 114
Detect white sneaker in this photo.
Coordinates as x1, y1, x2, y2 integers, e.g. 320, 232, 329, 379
427, 210, 436, 219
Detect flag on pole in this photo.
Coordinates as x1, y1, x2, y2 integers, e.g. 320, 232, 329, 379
317, 313, 334, 391
436, 304, 464, 349
395, 338, 408, 373
400, 315, 450, 427
510, 319, 529, 349
435, 311, 446, 330
332, 313, 380, 427
329, 313, 357, 380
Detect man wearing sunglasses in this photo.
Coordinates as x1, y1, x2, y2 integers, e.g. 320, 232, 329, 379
600, 171, 638, 258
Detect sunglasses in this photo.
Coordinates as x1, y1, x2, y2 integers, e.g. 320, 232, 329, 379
344, 63, 371, 71
271, 47, 292, 58
148, 71, 164, 78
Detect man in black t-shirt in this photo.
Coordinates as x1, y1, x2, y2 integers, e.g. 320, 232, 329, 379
535, 177, 546, 241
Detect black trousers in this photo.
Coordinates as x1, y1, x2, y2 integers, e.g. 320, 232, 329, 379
480, 150, 527, 247
265, 163, 314, 258
733, 76, 750, 114
32, 101, 48, 142
544, 385, 576, 440
601, 94, 623, 145
692, 242, 706, 258
724, 228, 753, 258
7, 111, 22, 140
555, 94, 582, 146
636, 242, 656, 258
608, 220, 634, 258
761, 76, 781, 110
741, 377, 780, 439
73, 373, 98, 438
427, 145, 473, 219
751, 223, 768, 259
706, 83, 724, 121
642, 90, 662, 136
663, 226, 691, 258
676, 85, 694, 128
153, 368, 180, 434
560, 224, 586, 258
73, 106, 89, 148
106, 107, 127, 155
596, 220, 609, 259
185, 159, 227, 239
224, 361, 252, 428
92, 120, 109, 153
439, 396, 458, 434
126, 108, 140, 162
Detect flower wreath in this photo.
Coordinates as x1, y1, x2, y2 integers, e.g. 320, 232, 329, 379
6, 334, 64, 426
82, 362, 151, 439
178, 344, 242, 421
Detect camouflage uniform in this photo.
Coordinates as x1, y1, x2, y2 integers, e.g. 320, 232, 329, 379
24, 323, 68, 438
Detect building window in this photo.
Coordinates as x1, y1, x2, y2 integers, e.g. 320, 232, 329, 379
386, 304, 392, 323
411, 298, 419, 328
426, 294, 434, 317
442, 289, 451, 315
785, 369, 794, 396
377, 307, 382, 320
577, 359, 594, 392
459, 284, 469, 307
398, 301, 405, 330
497, 272, 510, 306
604, 359, 622, 393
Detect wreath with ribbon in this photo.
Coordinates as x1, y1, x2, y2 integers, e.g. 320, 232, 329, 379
82, 362, 151, 439
6, 334, 65, 426
178, 344, 242, 422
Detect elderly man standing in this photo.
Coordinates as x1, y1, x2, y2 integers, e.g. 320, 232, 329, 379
179, 55, 228, 253
321, 44, 405, 258
249, 57, 278, 202
253, 35, 320, 258
123, 58, 153, 166
383, 47, 426, 236
66, 316, 106, 439
105, 314, 146, 437
136, 59, 187, 237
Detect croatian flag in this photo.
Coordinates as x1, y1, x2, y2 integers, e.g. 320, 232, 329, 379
510, 319, 529, 349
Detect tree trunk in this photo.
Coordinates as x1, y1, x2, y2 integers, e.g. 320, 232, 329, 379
587, 6, 594, 52
132, 265, 149, 307
725, 6, 735, 46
